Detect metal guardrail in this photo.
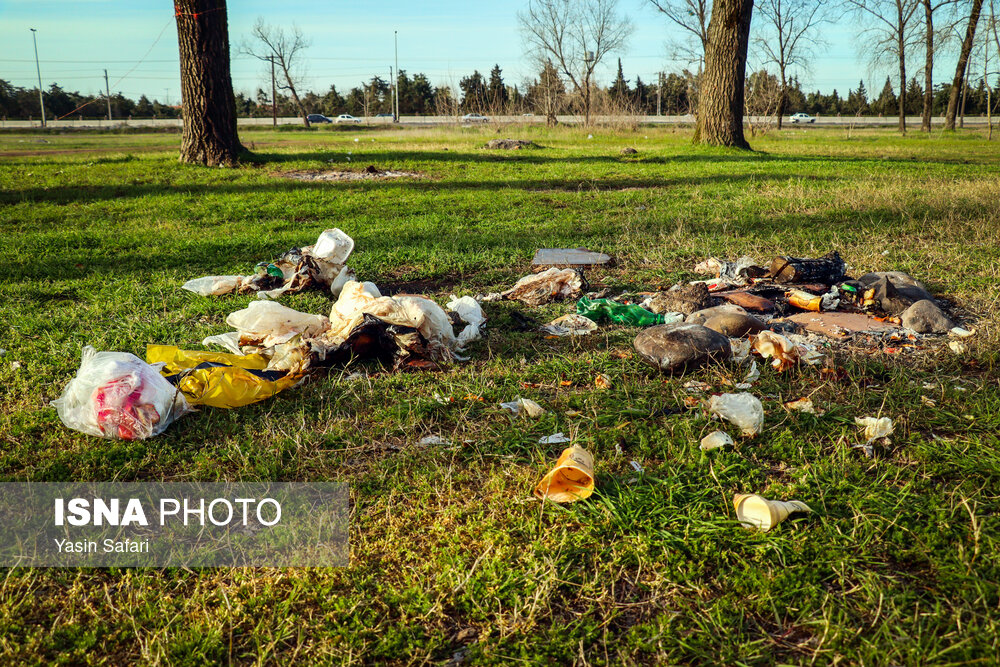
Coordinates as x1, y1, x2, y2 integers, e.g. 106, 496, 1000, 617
0, 115, 992, 129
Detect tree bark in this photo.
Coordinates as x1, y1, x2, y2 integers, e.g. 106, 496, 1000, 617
776, 70, 787, 130
898, 20, 907, 134
694, 0, 754, 148
922, 0, 933, 132
945, 0, 985, 130
175, 0, 242, 166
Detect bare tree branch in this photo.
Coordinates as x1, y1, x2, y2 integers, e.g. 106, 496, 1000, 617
241, 18, 312, 126
519, 0, 633, 125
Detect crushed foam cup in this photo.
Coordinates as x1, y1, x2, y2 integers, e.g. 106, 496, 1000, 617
734, 493, 812, 532
534, 446, 595, 503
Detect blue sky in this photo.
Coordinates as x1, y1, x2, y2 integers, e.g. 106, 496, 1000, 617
0, 0, 947, 105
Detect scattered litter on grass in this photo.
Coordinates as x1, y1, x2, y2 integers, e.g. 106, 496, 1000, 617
419, 435, 450, 446
784, 397, 822, 415
921, 396, 937, 407
501, 268, 584, 306
539, 432, 571, 445
629, 460, 643, 472
540, 313, 598, 336
700, 431, 733, 451
534, 446, 594, 503
594, 374, 614, 390
950, 327, 973, 338
447, 295, 486, 348
182, 228, 356, 299
708, 393, 764, 436
734, 493, 812, 531
684, 380, 712, 394
578, 296, 671, 326
500, 397, 546, 418
949, 340, 968, 355
856, 416, 894, 443
752, 331, 825, 371
146, 345, 304, 409
52, 346, 189, 440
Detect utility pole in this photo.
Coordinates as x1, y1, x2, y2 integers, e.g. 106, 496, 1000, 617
30, 28, 45, 127
389, 67, 394, 118
394, 30, 400, 123
269, 56, 277, 127
104, 69, 113, 121
657, 72, 662, 116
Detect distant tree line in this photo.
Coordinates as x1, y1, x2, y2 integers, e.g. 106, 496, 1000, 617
0, 80, 180, 120
3, 63, 997, 121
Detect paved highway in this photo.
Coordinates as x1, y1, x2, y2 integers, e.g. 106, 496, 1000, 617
0, 114, 991, 129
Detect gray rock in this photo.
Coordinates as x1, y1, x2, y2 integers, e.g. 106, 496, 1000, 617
858, 271, 926, 291
686, 304, 748, 325
703, 312, 765, 338
647, 283, 714, 316
864, 275, 936, 315
901, 299, 954, 334
634, 322, 732, 373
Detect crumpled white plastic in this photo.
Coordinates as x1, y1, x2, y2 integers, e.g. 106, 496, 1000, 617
226, 301, 331, 347
182, 275, 244, 297
856, 416, 893, 443
447, 295, 486, 350
708, 392, 764, 436
500, 397, 546, 418
324, 281, 460, 360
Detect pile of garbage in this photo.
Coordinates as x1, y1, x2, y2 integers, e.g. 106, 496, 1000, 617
51, 243, 975, 533
53, 229, 486, 441
182, 228, 356, 300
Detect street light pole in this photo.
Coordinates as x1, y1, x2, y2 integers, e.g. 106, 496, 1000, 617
394, 30, 399, 123
30, 28, 46, 127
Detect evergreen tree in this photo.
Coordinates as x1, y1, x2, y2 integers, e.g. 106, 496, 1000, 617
875, 77, 897, 116
609, 58, 630, 101
487, 65, 508, 111
459, 70, 487, 112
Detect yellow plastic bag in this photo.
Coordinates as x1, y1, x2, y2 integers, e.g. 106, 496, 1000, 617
146, 345, 300, 409
534, 446, 595, 503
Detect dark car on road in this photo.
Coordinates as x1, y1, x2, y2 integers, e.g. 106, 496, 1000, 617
307, 114, 332, 124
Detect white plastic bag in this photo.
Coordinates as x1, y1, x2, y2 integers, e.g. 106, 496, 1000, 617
182, 275, 244, 296
226, 301, 330, 347
447, 295, 486, 349
708, 392, 764, 436
52, 346, 189, 440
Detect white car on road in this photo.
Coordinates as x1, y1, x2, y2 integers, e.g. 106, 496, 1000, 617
461, 113, 489, 123
790, 112, 816, 124
335, 114, 362, 124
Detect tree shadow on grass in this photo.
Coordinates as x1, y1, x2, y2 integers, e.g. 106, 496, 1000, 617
1, 171, 839, 207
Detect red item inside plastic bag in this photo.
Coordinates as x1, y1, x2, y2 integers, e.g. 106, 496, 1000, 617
93, 376, 161, 440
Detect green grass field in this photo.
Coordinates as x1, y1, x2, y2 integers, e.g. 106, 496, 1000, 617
2, 124, 999, 665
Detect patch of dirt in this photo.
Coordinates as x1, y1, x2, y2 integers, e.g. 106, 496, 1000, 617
278, 165, 422, 181
485, 139, 538, 150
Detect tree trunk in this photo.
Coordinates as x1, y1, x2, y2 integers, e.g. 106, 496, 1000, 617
922, 0, 933, 132
776, 71, 787, 130
898, 26, 907, 134
945, 0, 985, 130
694, 0, 754, 148
174, 0, 243, 166
281, 68, 310, 127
